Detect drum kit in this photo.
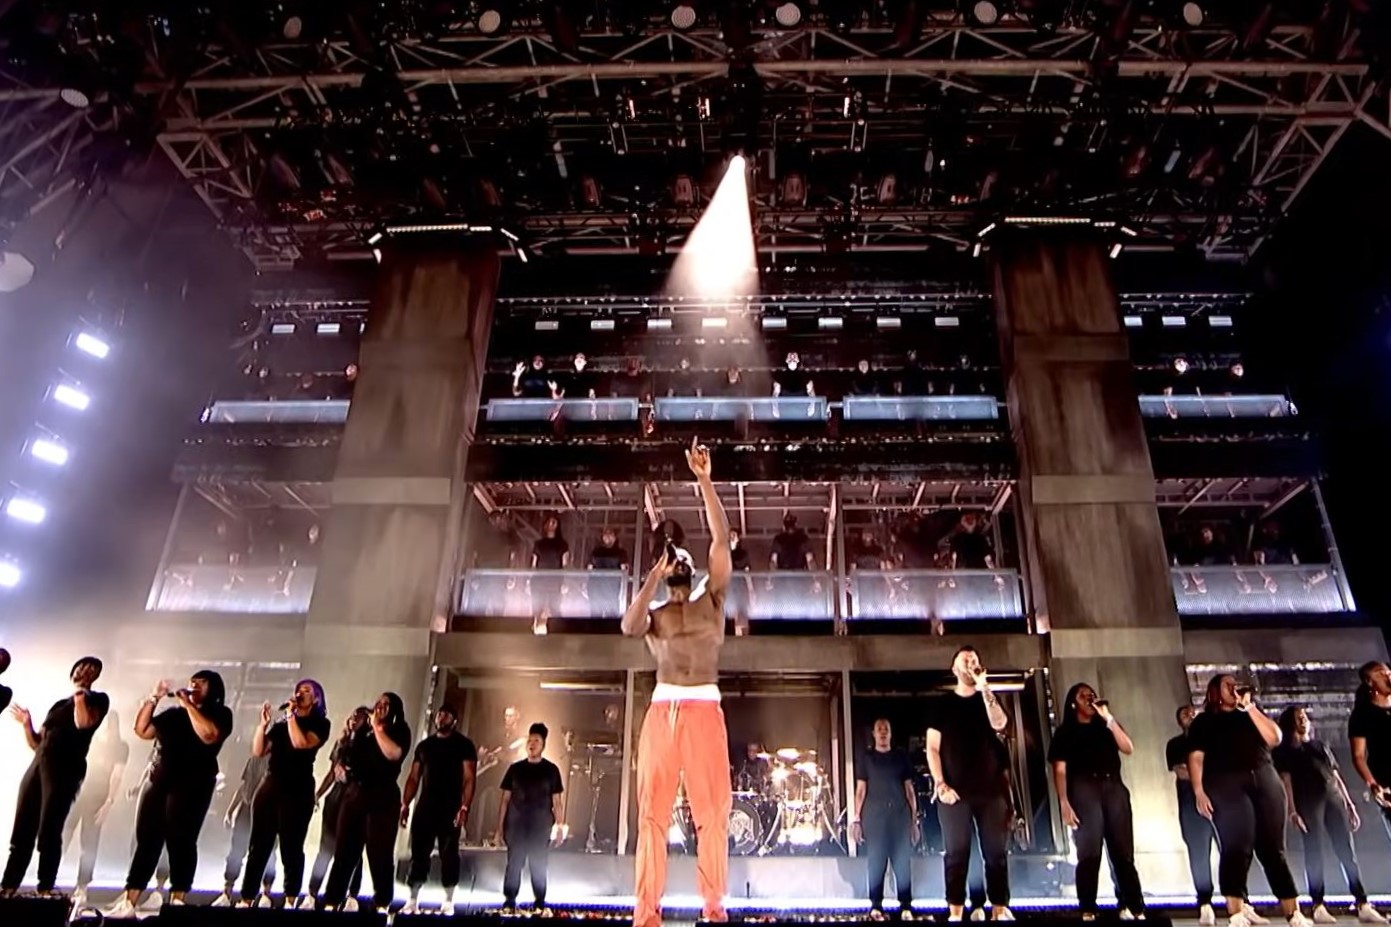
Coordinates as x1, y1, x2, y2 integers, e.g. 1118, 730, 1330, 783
673, 746, 839, 856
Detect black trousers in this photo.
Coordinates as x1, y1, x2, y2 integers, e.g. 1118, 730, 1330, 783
1295, 788, 1366, 906
408, 804, 462, 890
308, 785, 361, 898
224, 799, 275, 888
240, 774, 314, 901
863, 805, 914, 911
2, 759, 84, 891
1069, 776, 1144, 914
503, 814, 552, 907
62, 789, 110, 889
323, 782, 398, 909
939, 790, 1010, 908
125, 774, 217, 893
1177, 780, 1217, 906
1207, 766, 1298, 902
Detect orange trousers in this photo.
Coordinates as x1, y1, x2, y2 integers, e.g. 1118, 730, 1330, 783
635, 699, 731, 927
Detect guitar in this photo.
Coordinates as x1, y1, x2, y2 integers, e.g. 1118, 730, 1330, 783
477, 736, 527, 776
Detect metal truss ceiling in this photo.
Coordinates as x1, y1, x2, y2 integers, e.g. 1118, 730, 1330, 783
3, 16, 1388, 270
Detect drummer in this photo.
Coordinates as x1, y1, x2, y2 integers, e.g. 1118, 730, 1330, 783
735, 742, 772, 793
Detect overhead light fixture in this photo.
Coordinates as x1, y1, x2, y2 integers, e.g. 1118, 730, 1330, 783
52, 384, 90, 411
1210, 315, 1233, 328
0, 250, 35, 293
1002, 215, 1092, 225
935, 317, 961, 328
1161, 315, 1186, 328
1109, 242, 1123, 259
761, 317, 788, 330
977, 222, 997, 238
876, 317, 902, 329
5, 497, 47, 525
969, 0, 1000, 26
367, 231, 384, 246
0, 561, 19, 589
283, 14, 305, 39
775, 2, 802, 27
590, 319, 616, 331
29, 439, 69, 467
74, 332, 110, 359
1180, 1, 1205, 27
701, 317, 729, 329
271, 323, 296, 335
972, 242, 983, 258
477, 5, 506, 34
647, 319, 673, 331
1123, 315, 1143, 328
534, 320, 560, 332
671, 3, 697, 29
316, 322, 342, 335
818, 317, 843, 330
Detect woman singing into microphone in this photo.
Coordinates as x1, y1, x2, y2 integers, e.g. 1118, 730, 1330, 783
238, 680, 330, 910
1048, 683, 1145, 920
1189, 675, 1308, 927
320, 692, 410, 912
104, 672, 233, 918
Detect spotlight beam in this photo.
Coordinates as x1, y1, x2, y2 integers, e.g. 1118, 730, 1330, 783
666, 156, 758, 301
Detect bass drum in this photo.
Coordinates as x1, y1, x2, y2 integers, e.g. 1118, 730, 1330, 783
727, 796, 768, 856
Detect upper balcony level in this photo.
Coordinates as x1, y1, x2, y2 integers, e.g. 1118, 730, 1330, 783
146, 474, 1355, 629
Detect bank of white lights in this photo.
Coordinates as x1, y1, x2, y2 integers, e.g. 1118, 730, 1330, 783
2, 326, 111, 591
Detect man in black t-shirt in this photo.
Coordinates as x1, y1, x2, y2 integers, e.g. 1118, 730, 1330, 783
499, 723, 565, 912
587, 527, 630, 619
771, 351, 816, 399
1350, 661, 1391, 834
948, 514, 994, 571
401, 705, 478, 915
2, 655, 110, 896
849, 528, 889, 618
1167, 704, 1217, 923
926, 646, 1011, 920
853, 719, 918, 918
770, 517, 813, 571
531, 515, 571, 633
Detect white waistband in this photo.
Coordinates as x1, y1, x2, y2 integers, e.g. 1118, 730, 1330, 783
652, 683, 721, 703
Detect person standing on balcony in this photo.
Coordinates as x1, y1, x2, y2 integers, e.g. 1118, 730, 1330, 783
587, 527, 631, 620
1188, 674, 1308, 927
512, 356, 558, 399
927, 646, 1012, 922
1275, 706, 1382, 925
1048, 683, 1145, 921
623, 439, 734, 927
1169, 705, 1218, 926
530, 515, 570, 636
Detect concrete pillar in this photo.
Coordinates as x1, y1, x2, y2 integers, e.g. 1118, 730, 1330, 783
299, 241, 498, 734
992, 234, 1193, 894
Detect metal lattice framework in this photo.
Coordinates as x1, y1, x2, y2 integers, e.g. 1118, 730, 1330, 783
2, 11, 1388, 269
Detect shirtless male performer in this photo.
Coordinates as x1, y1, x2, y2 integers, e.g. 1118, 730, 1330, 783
622, 438, 732, 927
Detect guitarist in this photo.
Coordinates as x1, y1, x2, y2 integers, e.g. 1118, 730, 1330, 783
475, 706, 526, 844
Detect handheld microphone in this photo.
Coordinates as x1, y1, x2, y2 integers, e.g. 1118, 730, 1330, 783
165, 689, 192, 700
276, 700, 292, 712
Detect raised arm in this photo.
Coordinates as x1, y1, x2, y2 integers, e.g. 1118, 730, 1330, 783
372, 718, 405, 763
252, 703, 272, 758
1096, 703, 1134, 755
134, 682, 169, 741
1240, 695, 1282, 748
686, 439, 730, 593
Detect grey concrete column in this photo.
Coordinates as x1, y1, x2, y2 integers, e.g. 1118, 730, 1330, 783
299, 242, 498, 735
992, 234, 1193, 895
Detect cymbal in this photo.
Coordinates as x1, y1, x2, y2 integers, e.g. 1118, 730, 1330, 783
794, 761, 821, 775
776, 748, 802, 761
754, 752, 773, 761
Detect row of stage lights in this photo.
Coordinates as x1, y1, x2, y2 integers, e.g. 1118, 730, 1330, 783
0, 330, 111, 591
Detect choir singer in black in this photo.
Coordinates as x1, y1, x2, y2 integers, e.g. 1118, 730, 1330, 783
320, 692, 411, 913
498, 722, 564, 913
238, 679, 330, 910
1189, 675, 1308, 927
2, 656, 110, 897
401, 704, 477, 916
853, 718, 919, 921
1048, 683, 1145, 920
927, 646, 1012, 922
104, 671, 233, 918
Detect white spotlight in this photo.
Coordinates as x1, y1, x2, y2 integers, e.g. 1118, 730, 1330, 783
74, 332, 110, 359
477, 8, 504, 34
316, 322, 342, 335
283, 15, 304, 39
52, 384, 91, 411
775, 2, 802, 27
972, 0, 1000, 25
667, 155, 757, 301
671, 3, 697, 29
1181, 2, 1204, 27
5, 497, 47, 525
30, 439, 69, 467
0, 561, 19, 588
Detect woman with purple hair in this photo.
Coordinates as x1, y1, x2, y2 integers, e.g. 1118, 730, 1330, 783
237, 679, 330, 910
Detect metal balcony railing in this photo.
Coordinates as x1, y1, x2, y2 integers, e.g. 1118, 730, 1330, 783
1171, 564, 1350, 615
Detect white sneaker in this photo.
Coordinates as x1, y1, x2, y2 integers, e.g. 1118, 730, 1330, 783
1122, 911, 1137, 921
1290, 912, 1315, 927
402, 899, 420, 914
947, 913, 964, 923
211, 891, 232, 908
256, 894, 274, 909
235, 899, 253, 909
1230, 914, 1253, 927
971, 909, 986, 922
1246, 905, 1272, 926
1360, 906, 1388, 924
139, 890, 164, 911
297, 896, 317, 910
102, 897, 140, 920
343, 897, 359, 912
994, 907, 1016, 922
170, 898, 186, 907
70, 888, 87, 910
1314, 905, 1338, 925
443, 900, 456, 916
1201, 906, 1218, 927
